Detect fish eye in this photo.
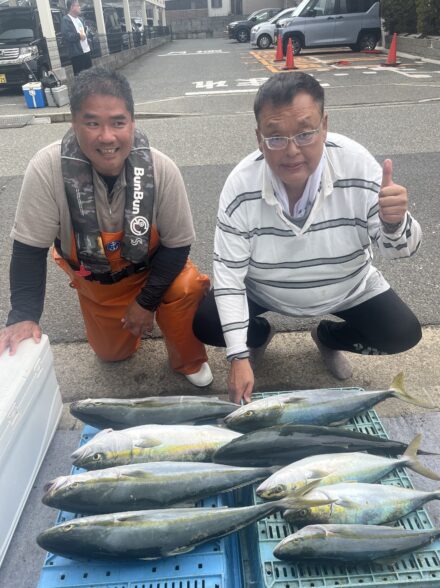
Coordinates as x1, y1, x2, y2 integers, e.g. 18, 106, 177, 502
245, 410, 254, 417
299, 509, 309, 517
63, 524, 74, 532
275, 485, 286, 494
92, 453, 102, 461
71, 482, 79, 488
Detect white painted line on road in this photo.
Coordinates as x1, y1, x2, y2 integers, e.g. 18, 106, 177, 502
158, 50, 230, 56
0, 104, 19, 107
334, 73, 349, 76
373, 66, 432, 79
185, 88, 258, 96
136, 96, 183, 105
418, 97, 440, 103
362, 71, 377, 74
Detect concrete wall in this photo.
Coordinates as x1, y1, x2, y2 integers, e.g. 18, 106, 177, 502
64, 34, 170, 86
242, 0, 285, 13
393, 34, 440, 61
168, 14, 235, 38
208, 0, 231, 17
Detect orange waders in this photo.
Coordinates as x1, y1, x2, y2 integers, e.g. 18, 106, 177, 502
53, 227, 210, 375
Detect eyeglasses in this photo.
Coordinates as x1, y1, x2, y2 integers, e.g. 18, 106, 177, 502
260, 120, 323, 151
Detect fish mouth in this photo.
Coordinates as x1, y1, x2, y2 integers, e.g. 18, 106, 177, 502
43, 476, 68, 495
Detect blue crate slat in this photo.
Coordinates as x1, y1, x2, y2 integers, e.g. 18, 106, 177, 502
37, 426, 243, 588
240, 388, 440, 588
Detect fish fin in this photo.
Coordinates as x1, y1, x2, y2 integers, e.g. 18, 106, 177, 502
133, 438, 162, 449
331, 418, 351, 426
390, 373, 437, 409
405, 434, 440, 481
336, 499, 358, 508
166, 545, 195, 556
297, 478, 325, 495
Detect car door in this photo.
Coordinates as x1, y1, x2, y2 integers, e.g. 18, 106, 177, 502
301, 0, 337, 46
333, 0, 366, 44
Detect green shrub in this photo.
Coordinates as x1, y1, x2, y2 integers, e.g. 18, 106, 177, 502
381, 0, 417, 34
415, 0, 440, 35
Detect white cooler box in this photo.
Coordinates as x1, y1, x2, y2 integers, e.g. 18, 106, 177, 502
44, 85, 69, 108
0, 335, 62, 566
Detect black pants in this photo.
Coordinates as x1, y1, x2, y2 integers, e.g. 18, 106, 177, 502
71, 51, 92, 76
193, 288, 422, 355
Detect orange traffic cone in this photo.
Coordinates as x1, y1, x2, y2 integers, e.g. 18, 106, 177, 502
381, 32, 399, 66
274, 33, 283, 62
283, 38, 298, 70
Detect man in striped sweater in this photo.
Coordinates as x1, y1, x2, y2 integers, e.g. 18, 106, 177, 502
193, 73, 421, 403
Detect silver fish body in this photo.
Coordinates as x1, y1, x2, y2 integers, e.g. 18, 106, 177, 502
283, 482, 440, 525
70, 396, 239, 429
273, 524, 440, 563
71, 425, 241, 470
42, 462, 273, 514
257, 434, 440, 499
37, 494, 331, 560
212, 424, 431, 467
224, 374, 432, 433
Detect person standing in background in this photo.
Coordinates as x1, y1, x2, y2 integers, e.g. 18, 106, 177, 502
61, 0, 92, 76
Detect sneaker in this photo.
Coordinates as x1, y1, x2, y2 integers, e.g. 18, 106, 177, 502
311, 326, 353, 380
185, 362, 213, 387
249, 324, 276, 369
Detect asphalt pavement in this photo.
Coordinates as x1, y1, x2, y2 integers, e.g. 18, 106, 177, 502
1, 38, 440, 587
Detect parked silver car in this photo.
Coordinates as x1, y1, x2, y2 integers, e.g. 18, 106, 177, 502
250, 5, 300, 49
279, 0, 381, 55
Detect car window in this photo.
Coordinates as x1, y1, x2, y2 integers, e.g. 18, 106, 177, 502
302, 0, 337, 16
254, 11, 270, 22
339, 0, 377, 13
0, 12, 35, 41
272, 8, 295, 23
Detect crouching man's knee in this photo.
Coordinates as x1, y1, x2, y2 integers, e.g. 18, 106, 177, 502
383, 315, 422, 354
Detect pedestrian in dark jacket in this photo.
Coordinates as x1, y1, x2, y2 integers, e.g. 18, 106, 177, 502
61, 0, 92, 75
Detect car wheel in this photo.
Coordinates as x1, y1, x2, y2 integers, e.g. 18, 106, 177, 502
236, 28, 250, 43
257, 33, 272, 49
351, 32, 377, 52
283, 35, 302, 56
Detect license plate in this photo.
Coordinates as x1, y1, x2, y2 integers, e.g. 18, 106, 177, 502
0, 74, 6, 83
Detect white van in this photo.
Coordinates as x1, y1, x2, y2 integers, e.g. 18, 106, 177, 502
280, 0, 381, 55
250, 5, 299, 49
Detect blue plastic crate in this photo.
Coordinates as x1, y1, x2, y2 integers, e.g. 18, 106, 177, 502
37, 426, 243, 588
238, 389, 440, 588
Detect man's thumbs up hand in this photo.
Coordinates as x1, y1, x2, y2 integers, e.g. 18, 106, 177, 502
379, 159, 408, 226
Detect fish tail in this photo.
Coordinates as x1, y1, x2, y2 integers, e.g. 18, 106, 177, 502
390, 373, 437, 409
404, 434, 440, 481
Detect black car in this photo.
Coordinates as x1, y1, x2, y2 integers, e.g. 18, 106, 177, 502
0, 6, 57, 88
226, 7, 282, 43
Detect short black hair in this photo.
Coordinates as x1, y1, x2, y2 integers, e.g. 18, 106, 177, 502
69, 66, 135, 119
66, 0, 79, 12
254, 73, 324, 124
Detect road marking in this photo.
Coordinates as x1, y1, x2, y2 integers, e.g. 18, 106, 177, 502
158, 50, 230, 56
185, 88, 258, 96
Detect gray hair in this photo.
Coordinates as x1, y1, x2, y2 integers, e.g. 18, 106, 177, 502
69, 67, 135, 119
254, 73, 324, 124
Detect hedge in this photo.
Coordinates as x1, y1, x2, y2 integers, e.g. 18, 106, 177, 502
381, 0, 440, 35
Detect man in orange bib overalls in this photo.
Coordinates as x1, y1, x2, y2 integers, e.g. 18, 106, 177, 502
0, 67, 212, 387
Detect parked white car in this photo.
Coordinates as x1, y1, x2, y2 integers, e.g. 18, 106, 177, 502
250, 5, 299, 49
